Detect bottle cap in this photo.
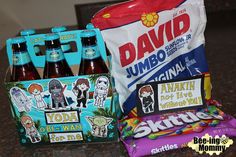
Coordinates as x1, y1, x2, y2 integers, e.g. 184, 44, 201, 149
80, 30, 96, 38
51, 26, 67, 33
11, 37, 26, 44
20, 29, 36, 36
45, 34, 60, 41
86, 23, 95, 30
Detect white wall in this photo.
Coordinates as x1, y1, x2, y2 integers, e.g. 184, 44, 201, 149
0, 0, 113, 48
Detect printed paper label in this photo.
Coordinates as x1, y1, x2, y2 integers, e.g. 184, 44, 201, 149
49, 132, 83, 143
45, 111, 80, 124
158, 77, 203, 111
136, 76, 205, 117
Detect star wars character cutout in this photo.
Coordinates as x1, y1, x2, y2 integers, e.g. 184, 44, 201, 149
21, 115, 41, 143
94, 76, 109, 108
48, 79, 68, 109
28, 83, 47, 110
138, 85, 155, 114
10, 87, 32, 112
86, 116, 113, 138
72, 78, 90, 108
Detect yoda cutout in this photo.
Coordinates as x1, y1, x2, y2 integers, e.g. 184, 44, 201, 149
86, 116, 113, 138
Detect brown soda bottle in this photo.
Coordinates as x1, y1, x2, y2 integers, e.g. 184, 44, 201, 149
78, 30, 108, 75
51, 26, 72, 53
105, 43, 112, 69
43, 34, 73, 78
11, 37, 41, 81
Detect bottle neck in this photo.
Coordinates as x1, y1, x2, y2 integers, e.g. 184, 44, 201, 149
82, 44, 101, 60
12, 42, 27, 52
45, 48, 65, 62
13, 51, 31, 66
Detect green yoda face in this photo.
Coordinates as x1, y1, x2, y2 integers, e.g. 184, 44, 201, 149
87, 116, 113, 127
86, 116, 113, 138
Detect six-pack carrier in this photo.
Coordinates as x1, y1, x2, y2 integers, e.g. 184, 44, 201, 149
5, 24, 119, 145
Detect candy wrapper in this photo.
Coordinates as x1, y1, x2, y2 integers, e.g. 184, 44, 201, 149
119, 105, 236, 157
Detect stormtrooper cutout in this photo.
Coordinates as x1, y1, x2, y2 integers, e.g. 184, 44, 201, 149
94, 76, 109, 108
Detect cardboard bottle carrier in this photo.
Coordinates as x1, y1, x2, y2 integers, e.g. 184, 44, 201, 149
4, 24, 119, 145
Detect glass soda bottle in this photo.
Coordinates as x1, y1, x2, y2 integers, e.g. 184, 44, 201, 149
105, 43, 112, 69
51, 26, 72, 53
43, 34, 73, 78
20, 29, 43, 56
78, 30, 108, 75
11, 37, 41, 81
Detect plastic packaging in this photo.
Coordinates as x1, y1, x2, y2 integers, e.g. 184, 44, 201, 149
92, 0, 210, 115
119, 105, 236, 156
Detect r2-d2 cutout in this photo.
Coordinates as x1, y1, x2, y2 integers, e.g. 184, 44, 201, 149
10, 87, 32, 112
94, 76, 109, 108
